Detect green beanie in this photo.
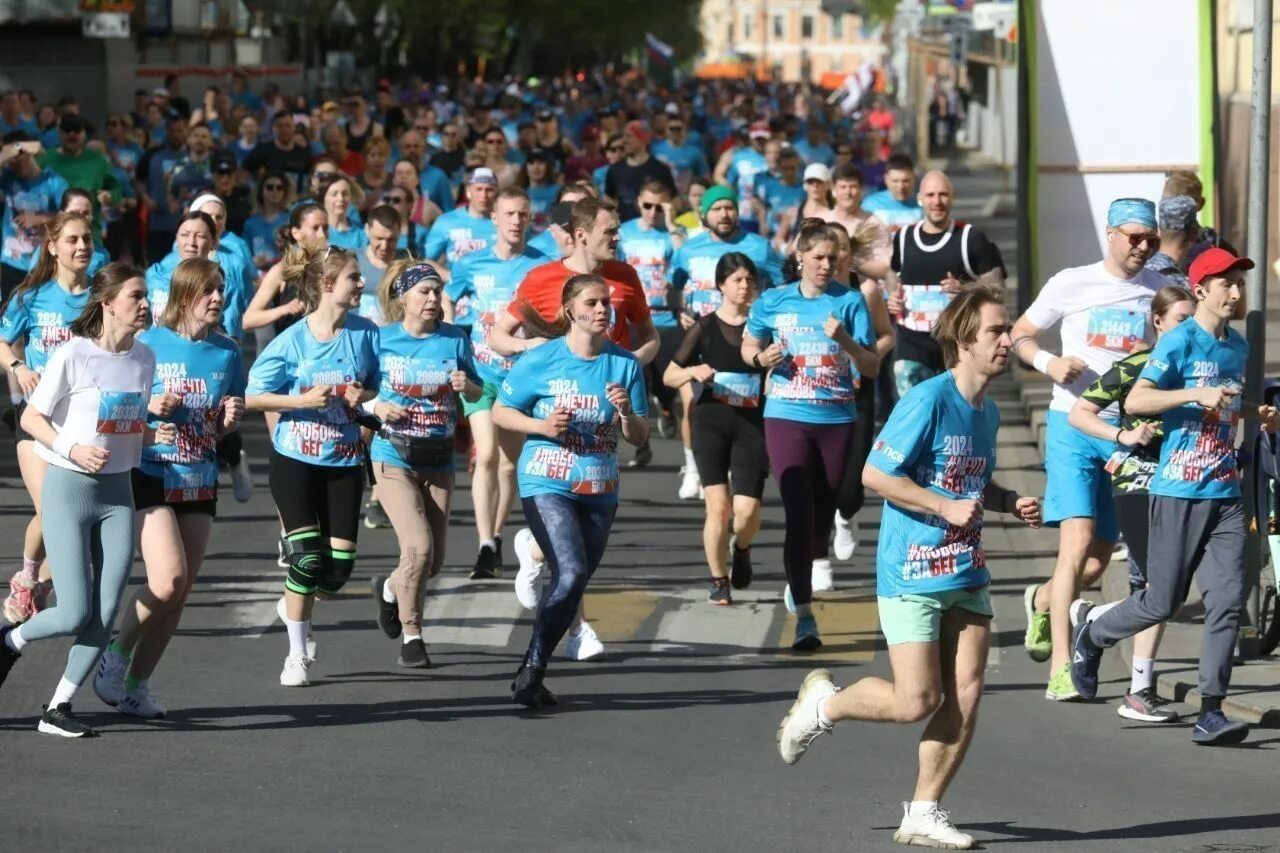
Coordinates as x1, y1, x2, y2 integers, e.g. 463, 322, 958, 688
700, 184, 739, 221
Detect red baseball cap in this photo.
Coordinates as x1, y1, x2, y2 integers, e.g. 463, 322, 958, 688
748, 121, 770, 139
624, 120, 651, 145
1188, 247, 1254, 285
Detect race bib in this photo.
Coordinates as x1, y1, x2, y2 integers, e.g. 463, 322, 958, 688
773, 326, 853, 404
709, 372, 762, 408
162, 460, 219, 503
97, 391, 145, 435
525, 446, 619, 496
901, 285, 953, 333
1086, 307, 1145, 354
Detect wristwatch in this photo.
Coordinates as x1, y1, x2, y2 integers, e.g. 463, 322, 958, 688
751, 352, 762, 368
8, 359, 22, 373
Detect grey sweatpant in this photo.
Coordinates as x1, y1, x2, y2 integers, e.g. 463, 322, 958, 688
20, 465, 135, 687
1089, 496, 1245, 699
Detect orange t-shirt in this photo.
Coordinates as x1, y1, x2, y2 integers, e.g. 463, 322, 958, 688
508, 259, 651, 349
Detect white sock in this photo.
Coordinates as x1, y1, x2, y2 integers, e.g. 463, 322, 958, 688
908, 800, 939, 817
816, 695, 834, 727
382, 579, 396, 604
49, 676, 78, 708
1130, 657, 1155, 693
1085, 600, 1120, 622
402, 633, 422, 644
683, 447, 696, 469
283, 616, 310, 656
6, 625, 27, 652
480, 538, 497, 552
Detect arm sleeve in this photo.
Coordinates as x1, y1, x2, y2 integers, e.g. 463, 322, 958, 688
867, 388, 934, 477
26, 342, 73, 416
670, 319, 703, 368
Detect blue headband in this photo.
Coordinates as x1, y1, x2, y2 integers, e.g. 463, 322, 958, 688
392, 263, 441, 298
1107, 198, 1157, 230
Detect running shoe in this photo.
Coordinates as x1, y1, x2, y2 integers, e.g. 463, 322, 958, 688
1022, 583, 1051, 663
893, 803, 976, 850
563, 622, 605, 661
372, 576, 400, 639
832, 512, 857, 561
628, 440, 653, 468
811, 559, 834, 593
776, 667, 836, 765
279, 652, 312, 687
1068, 599, 1101, 700
511, 664, 558, 708
230, 451, 255, 503
658, 410, 677, 439
276, 597, 317, 661
94, 649, 128, 707
708, 577, 732, 605
399, 638, 431, 669
0, 625, 21, 689
1191, 710, 1249, 746
677, 465, 701, 500
1117, 688, 1179, 723
3, 570, 37, 624
38, 703, 97, 738
1045, 663, 1081, 702
118, 684, 166, 719
494, 534, 505, 574
793, 615, 822, 651
513, 528, 545, 610
363, 498, 392, 530
469, 544, 501, 580
730, 540, 753, 590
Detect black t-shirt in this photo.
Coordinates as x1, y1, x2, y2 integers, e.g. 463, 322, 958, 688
220, 184, 253, 236
671, 313, 766, 414
890, 221, 1003, 368
532, 137, 570, 176
429, 149, 466, 185
605, 156, 676, 221
244, 141, 312, 194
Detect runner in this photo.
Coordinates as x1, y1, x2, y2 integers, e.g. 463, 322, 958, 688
241, 170, 293, 275
241, 202, 325, 336
369, 261, 482, 668
663, 252, 767, 604
1070, 250, 1275, 745
93, 257, 245, 718
314, 172, 367, 252
776, 285, 1041, 849
444, 186, 545, 580
0, 263, 174, 737
424, 167, 498, 267
1010, 198, 1168, 699
493, 272, 649, 706
244, 243, 379, 687
741, 220, 878, 649
0, 212, 95, 625
1066, 284, 1194, 723
861, 154, 923, 231
0, 132, 67, 299
714, 123, 770, 235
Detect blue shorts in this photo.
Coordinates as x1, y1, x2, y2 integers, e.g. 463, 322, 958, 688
1043, 409, 1119, 542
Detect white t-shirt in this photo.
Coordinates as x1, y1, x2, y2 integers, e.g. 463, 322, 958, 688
27, 336, 156, 474
1024, 261, 1168, 413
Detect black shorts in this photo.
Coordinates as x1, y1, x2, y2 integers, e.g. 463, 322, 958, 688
13, 401, 34, 444
268, 449, 364, 541
691, 403, 768, 498
131, 469, 219, 517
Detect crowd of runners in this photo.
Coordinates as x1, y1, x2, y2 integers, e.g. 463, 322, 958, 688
0, 71, 1270, 849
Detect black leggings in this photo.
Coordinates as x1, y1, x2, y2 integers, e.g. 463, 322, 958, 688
268, 450, 363, 542
1113, 492, 1150, 593
216, 430, 243, 467
835, 382, 876, 520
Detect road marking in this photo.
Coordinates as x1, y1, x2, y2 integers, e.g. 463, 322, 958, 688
585, 588, 664, 647
422, 577, 523, 647
649, 589, 778, 658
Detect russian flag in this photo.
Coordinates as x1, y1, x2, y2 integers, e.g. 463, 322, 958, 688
646, 33, 674, 65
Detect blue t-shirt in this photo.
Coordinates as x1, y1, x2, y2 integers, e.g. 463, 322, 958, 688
327, 225, 369, 253
499, 337, 649, 504
527, 228, 562, 260
245, 314, 381, 467
0, 279, 88, 372
868, 371, 1000, 598
617, 219, 676, 329
219, 230, 257, 274
137, 327, 245, 499
395, 225, 430, 260
861, 190, 923, 230
419, 165, 455, 214
725, 149, 768, 225
670, 230, 785, 317
0, 168, 68, 272
107, 140, 145, 176
1140, 319, 1249, 500
371, 321, 480, 470
527, 182, 560, 234
143, 146, 187, 232
745, 281, 873, 424
146, 250, 252, 340
792, 139, 835, 168
445, 245, 546, 384
242, 211, 288, 270
424, 208, 497, 266
753, 175, 806, 238
591, 164, 609, 197
651, 141, 709, 192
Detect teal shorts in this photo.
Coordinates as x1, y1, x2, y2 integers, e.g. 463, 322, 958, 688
461, 381, 500, 418
877, 587, 993, 646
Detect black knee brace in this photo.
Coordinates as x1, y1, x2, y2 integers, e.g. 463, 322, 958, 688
283, 532, 325, 596
315, 547, 356, 596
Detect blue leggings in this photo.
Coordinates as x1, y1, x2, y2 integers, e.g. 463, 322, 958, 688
521, 494, 616, 669
21, 466, 135, 687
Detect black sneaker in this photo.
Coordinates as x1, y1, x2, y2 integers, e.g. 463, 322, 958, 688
708, 577, 732, 606
493, 534, 505, 575
628, 440, 654, 468
0, 625, 21, 689
658, 410, 677, 439
511, 664, 558, 708
470, 544, 501, 579
38, 703, 98, 738
371, 576, 400, 639
730, 543, 754, 590
1191, 709, 1249, 745
398, 638, 431, 668
363, 499, 391, 530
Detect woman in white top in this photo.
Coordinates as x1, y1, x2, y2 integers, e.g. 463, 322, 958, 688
0, 262, 175, 738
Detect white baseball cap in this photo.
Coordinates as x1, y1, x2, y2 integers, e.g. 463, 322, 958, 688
803, 163, 832, 184
469, 167, 498, 186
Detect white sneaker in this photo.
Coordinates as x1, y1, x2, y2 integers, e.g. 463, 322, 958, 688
513, 528, 545, 611
230, 451, 255, 503
677, 465, 701, 500
118, 683, 167, 719
893, 803, 976, 849
93, 649, 128, 708
811, 559, 834, 593
563, 622, 606, 661
833, 512, 857, 561
279, 652, 311, 687
276, 596, 317, 661
776, 668, 837, 765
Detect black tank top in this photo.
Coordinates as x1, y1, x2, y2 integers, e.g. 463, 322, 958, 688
671, 313, 767, 414
346, 119, 373, 154
893, 221, 976, 368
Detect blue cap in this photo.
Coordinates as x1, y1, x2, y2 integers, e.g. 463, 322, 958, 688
1107, 198, 1157, 229
1158, 195, 1198, 231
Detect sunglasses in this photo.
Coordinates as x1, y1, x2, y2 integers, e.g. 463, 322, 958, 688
607, 146, 623, 153
485, 138, 505, 145
264, 183, 285, 191
385, 194, 408, 204
640, 202, 660, 211
1114, 230, 1161, 250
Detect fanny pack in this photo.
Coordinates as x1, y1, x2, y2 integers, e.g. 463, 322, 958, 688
383, 431, 453, 468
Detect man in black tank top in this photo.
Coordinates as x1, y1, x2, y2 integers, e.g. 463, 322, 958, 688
888, 170, 1004, 397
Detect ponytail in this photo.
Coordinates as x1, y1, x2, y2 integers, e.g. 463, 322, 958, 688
280, 243, 351, 313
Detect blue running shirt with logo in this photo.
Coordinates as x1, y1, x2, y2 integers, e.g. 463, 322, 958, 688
445, 245, 545, 384
617, 218, 676, 328
0, 280, 89, 372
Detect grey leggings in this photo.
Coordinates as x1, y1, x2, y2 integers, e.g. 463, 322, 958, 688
20, 465, 135, 687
